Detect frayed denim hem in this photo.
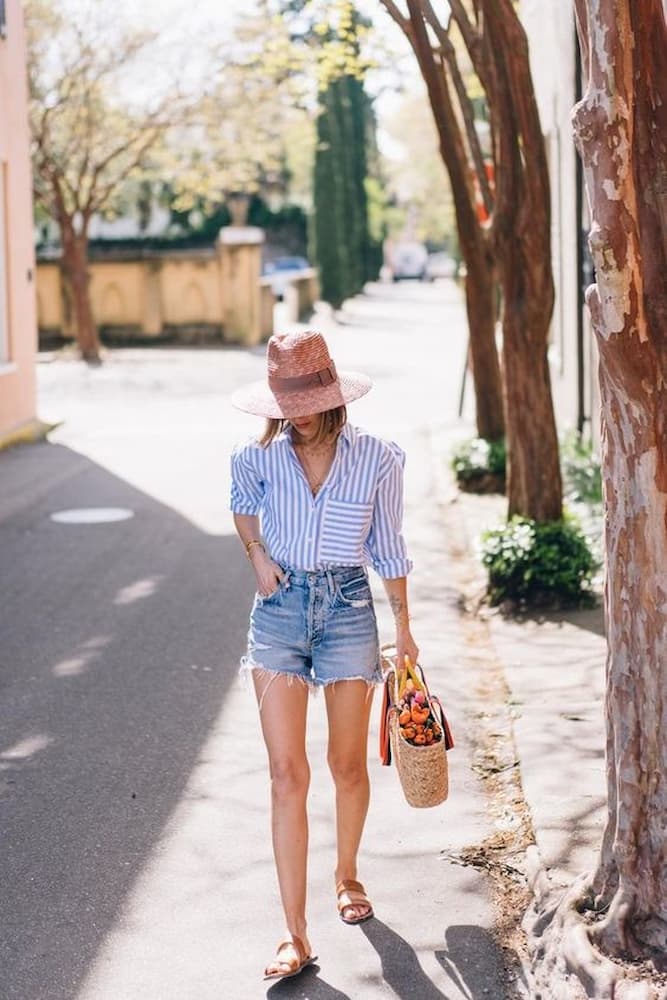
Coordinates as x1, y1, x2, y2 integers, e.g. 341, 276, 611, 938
239, 657, 382, 711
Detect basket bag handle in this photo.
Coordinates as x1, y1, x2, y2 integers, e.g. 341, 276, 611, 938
379, 644, 454, 765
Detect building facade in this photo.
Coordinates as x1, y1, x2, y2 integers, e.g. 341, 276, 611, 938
521, 0, 600, 445
0, 0, 38, 447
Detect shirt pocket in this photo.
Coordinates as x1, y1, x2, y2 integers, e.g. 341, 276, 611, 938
320, 498, 374, 564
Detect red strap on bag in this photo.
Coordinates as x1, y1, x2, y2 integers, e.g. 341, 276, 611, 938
379, 674, 392, 765
430, 696, 455, 750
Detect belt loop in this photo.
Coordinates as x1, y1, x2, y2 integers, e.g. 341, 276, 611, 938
326, 568, 335, 600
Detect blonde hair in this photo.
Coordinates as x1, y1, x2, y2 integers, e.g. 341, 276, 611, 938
258, 406, 347, 448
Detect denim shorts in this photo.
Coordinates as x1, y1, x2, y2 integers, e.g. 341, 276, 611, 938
242, 565, 383, 688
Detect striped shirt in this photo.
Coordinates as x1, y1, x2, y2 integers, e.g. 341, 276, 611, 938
230, 423, 413, 579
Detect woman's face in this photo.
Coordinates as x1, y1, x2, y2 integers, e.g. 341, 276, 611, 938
290, 414, 320, 443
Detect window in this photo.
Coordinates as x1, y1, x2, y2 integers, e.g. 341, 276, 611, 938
0, 163, 9, 363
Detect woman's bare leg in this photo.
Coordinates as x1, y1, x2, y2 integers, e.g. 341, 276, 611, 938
253, 671, 312, 957
325, 679, 375, 921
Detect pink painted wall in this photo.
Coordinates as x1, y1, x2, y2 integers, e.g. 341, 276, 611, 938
0, 0, 37, 438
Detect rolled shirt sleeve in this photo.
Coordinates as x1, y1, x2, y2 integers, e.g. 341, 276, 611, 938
230, 445, 264, 515
365, 443, 413, 579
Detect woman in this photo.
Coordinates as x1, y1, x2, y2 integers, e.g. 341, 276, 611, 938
230, 329, 418, 982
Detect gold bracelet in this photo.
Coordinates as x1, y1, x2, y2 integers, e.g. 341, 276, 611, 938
245, 539, 265, 560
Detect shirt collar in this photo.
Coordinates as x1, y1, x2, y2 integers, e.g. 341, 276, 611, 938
339, 422, 356, 448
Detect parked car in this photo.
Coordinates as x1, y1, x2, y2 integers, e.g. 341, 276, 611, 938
425, 252, 458, 281
388, 242, 429, 281
263, 255, 311, 300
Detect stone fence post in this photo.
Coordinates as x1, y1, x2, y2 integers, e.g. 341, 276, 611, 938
217, 226, 265, 346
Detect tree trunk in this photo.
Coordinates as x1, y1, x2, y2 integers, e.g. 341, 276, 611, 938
502, 291, 562, 522
483, 0, 563, 520
59, 218, 101, 363
464, 250, 505, 442
573, 0, 667, 961
524, 4, 667, 995
591, 353, 667, 958
403, 0, 505, 443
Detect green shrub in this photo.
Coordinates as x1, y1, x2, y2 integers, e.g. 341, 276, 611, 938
480, 515, 598, 607
560, 431, 603, 504
451, 437, 506, 492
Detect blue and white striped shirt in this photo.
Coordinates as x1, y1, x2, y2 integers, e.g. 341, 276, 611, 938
230, 423, 413, 579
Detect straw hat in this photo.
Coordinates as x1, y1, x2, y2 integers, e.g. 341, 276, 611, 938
231, 330, 372, 419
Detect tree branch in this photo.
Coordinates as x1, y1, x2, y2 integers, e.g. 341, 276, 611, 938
403, 0, 482, 256
481, 0, 552, 296
379, 0, 414, 42
446, 0, 481, 56
85, 127, 163, 217
420, 0, 494, 215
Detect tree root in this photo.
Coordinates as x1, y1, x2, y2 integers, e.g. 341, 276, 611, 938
523, 847, 667, 999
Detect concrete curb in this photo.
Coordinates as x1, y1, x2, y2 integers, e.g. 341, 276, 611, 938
0, 418, 61, 452
429, 424, 607, 891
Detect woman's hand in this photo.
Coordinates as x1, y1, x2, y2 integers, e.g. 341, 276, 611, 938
251, 547, 286, 597
396, 623, 419, 671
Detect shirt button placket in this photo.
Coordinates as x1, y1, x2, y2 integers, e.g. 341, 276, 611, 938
306, 505, 316, 563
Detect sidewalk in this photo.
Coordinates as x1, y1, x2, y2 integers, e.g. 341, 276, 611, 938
4, 277, 608, 998
9, 279, 522, 1000
430, 425, 608, 896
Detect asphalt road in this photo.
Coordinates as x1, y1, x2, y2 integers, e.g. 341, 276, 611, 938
0, 281, 510, 1000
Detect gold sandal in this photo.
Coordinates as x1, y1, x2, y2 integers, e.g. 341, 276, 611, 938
336, 879, 374, 925
263, 936, 317, 981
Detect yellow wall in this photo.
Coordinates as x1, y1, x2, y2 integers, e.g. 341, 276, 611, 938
0, 0, 38, 443
35, 236, 293, 346
159, 256, 222, 327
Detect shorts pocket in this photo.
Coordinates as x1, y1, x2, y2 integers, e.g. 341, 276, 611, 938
255, 580, 285, 608
335, 574, 372, 608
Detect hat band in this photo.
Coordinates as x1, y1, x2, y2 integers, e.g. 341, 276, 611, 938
268, 362, 337, 392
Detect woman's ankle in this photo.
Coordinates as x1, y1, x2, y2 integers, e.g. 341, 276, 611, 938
335, 864, 358, 884
286, 917, 308, 941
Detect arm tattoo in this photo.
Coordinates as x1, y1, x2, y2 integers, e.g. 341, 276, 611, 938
389, 595, 408, 621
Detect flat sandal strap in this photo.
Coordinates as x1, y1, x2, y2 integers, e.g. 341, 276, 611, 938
278, 937, 307, 960
336, 879, 366, 896
266, 938, 307, 974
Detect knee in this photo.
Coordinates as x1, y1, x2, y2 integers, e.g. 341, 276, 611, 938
270, 757, 310, 800
328, 752, 368, 789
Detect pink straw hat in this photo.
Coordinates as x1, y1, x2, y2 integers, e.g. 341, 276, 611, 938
231, 330, 372, 419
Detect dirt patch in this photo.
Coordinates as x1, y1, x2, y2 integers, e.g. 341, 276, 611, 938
439, 490, 536, 998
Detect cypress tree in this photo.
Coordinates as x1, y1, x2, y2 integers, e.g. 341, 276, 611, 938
311, 3, 380, 307
313, 84, 350, 308
313, 74, 377, 306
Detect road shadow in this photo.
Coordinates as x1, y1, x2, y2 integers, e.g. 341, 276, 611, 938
266, 963, 351, 999
507, 604, 606, 639
435, 924, 527, 998
0, 441, 252, 1000
360, 917, 508, 999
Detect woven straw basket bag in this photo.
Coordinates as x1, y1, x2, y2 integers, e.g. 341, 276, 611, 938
380, 646, 453, 809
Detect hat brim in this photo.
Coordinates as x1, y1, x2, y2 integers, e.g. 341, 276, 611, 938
231, 370, 372, 419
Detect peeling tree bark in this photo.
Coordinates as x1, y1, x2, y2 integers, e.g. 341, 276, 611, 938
575, 0, 667, 960
526, 2, 667, 996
